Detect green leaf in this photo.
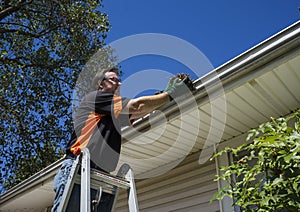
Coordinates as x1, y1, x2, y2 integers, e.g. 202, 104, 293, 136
284, 154, 293, 163
272, 177, 283, 185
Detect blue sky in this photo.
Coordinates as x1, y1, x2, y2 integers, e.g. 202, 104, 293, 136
101, 0, 299, 97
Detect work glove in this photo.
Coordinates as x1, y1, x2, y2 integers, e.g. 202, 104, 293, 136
164, 73, 195, 101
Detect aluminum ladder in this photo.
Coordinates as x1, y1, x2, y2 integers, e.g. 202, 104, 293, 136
57, 148, 139, 212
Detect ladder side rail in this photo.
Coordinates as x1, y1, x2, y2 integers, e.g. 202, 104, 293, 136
110, 187, 120, 212
81, 148, 91, 212
125, 169, 139, 212
57, 156, 81, 212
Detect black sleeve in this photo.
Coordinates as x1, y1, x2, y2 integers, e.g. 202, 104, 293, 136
85, 91, 115, 115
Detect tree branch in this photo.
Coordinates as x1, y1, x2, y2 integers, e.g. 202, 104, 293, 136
0, 0, 32, 21
0, 23, 64, 38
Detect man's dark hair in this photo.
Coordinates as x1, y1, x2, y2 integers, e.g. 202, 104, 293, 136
91, 67, 119, 91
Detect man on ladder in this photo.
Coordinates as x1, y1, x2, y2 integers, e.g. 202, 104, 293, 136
51, 67, 193, 212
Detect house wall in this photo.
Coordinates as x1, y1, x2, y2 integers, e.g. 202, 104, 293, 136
115, 152, 220, 212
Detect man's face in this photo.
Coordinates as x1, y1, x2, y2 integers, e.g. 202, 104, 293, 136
100, 72, 121, 93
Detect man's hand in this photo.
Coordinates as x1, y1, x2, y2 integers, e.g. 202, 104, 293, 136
164, 73, 195, 101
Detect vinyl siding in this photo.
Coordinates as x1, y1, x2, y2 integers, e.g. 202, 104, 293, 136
115, 153, 219, 212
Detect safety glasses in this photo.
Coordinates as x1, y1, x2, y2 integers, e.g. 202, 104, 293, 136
105, 77, 121, 83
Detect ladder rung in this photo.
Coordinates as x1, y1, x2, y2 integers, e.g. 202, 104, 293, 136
90, 169, 131, 189
74, 176, 116, 194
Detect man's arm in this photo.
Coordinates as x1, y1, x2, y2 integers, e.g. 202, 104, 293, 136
122, 75, 193, 119
122, 92, 170, 119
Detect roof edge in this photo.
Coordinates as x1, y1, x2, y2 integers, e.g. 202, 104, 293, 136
0, 158, 64, 205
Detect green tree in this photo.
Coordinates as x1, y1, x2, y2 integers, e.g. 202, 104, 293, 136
212, 109, 300, 211
0, 0, 112, 192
